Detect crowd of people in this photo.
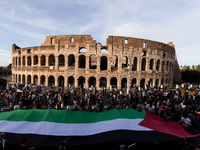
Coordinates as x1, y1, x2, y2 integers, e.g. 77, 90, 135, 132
0, 83, 200, 149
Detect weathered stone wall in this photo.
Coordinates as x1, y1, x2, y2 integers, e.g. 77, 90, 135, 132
12, 35, 181, 89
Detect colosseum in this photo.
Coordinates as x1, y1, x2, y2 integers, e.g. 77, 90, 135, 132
11, 35, 182, 89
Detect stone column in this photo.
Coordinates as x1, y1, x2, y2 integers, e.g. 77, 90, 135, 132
96, 77, 99, 89
75, 76, 78, 88
75, 56, 79, 72
117, 77, 121, 89
55, 76, 58, 87
55, 56, 59, 71
97, 57, 100, 73
107, 76, 110, 89
31, 56, 34, 66
45, 75, 48, 87
65, 54, 68, 71
38, 55, 41, 66
46, 55, 49, 66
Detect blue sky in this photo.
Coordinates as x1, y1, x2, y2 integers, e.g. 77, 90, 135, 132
0, 0, 200, 66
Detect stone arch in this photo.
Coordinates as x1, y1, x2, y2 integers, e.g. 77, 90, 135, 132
58, 54, 65, 66
88, 76, 96, 87
101, 47, 108, 53
140, 78, 145, 89
131, 78, 137, 88
111, 55, 118, 71
79, 47, 86, 53
100, 56, 107, 70
121, 78, 127, 89
79, 55, 86, 68
22, 56, 25, 66
68, 54, 75, 66
27, 56, 31, 66
132, 57, 137, 71
149, 59, 154, 70
89, 54, 97, 69
49, 55, 55, 66
141, 58, 146, 71
166, 61, 169, 71
110, 77, 117, 88
41, 55, 46, 66
27, 75, 31, 84
68, 76, 75, 87
40, 75, 45, 85
100, 77, 107, 88
22, 74, 25, 83
33, 75, 38, 84
18, 57, 21, 66
33, 55, 38, 65
48, 75, 55, 86
162, 61, 165, 73
78, 76, 85, 88
15, 57, 17, 66
58, 76, 64, 87
155, 79, 159, 87
156, 59, 160, 71
122, 56, 128, 68
18, 74, 21, 83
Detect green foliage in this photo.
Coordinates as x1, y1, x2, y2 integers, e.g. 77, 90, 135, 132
0, 77, 7, 88
181, 70, 200, 84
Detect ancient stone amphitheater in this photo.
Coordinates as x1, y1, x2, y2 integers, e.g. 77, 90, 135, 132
12, 35, 182, 89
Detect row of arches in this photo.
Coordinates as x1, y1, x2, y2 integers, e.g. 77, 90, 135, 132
14, 74, 171, 89
13, 54, 174, 72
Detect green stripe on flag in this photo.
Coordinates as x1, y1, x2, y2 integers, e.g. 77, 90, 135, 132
0, 108, 145, 124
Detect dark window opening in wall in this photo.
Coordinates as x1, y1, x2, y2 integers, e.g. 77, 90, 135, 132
170, 62, 172, 72
101, 48, 108, 53
155, 79, 159, 87
58, 76, 64, 87
140, 78, 145, 88
27, 75, 31, 84
100, 77, 107, 88
34, 55, 38, 65
89, 55, 97, 69
22, 75, 25, 83
78, 76, 85, 88
18, 75, 21, 83
156, 60, 160, 71
41, 55, 46, 66
149, 78, 153, 87
141, 58, 146, 71
49, 55, 55, 66
79, 55, 86, 68
121, 78, 127, 89
68, 76, 75, 86
48, 76, 55, 87
15, 74, 17, 83
68, 54, 75, 66
70, 37, 74, 42
27, 56, 31, 66
100, 56, 107, 70
132, 57, 137, 71
131, 78, 137, 88
165, 79, 168, 86
15, 57, 17, 66
161, 79, 164, 87
166, 61, 169, 71
33, 75, 38, 84
149, 59, 154, 70
51, 38, 54, 44
163, 53, 166, 59
143, 42, 146, 48
162, 61, 165, 73
142, 51, 146, 57
89, 77, 96, 87
27, 49, 31, 53
58, 54, 65, 66
18, 57, 21, 66
122, 56, 128, 68
79, 48, 86, 53
40, 75, 45, 85
111, 55, 118, 71
22, 56, 25, 66
110, 77, 117, 88
18, 51, 21, 54
125, 39, 128, 44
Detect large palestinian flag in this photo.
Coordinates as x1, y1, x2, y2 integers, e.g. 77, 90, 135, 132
0, 108, 199, 148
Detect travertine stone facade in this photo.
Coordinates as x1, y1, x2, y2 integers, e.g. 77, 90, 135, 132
12, 35, 181, 89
